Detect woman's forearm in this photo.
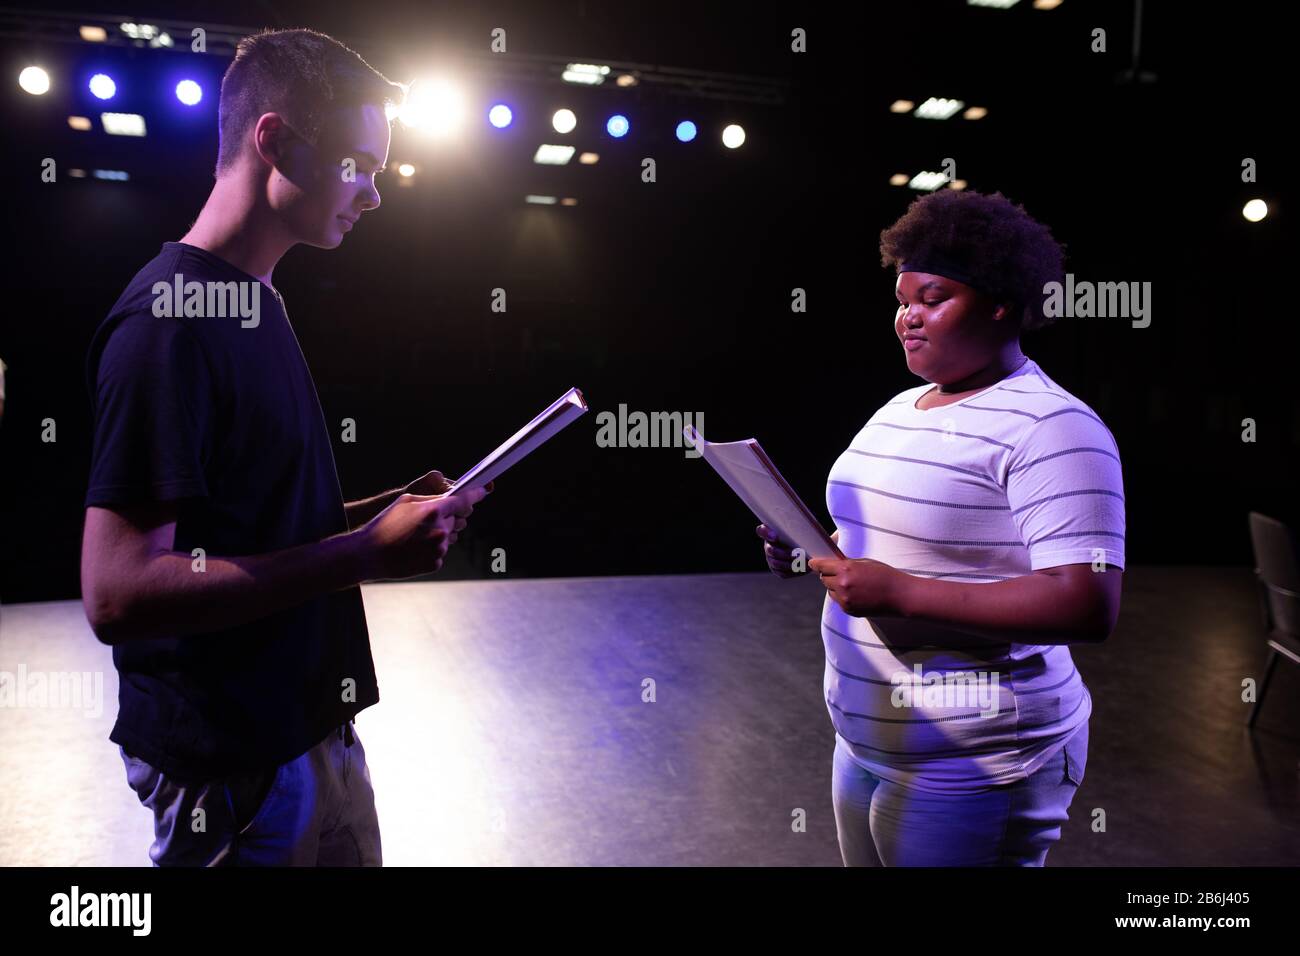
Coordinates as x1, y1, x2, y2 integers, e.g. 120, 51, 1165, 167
891, 568, 1100, 646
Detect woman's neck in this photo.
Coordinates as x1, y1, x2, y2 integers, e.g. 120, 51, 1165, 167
935, 348, 1028, 394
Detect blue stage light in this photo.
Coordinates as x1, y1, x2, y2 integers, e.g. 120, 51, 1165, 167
89, 73, 116, 100
175, 79, 202, 106
606, 114, 629, 138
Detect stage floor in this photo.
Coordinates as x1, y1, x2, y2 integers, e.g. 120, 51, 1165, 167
2, 568, 1298, 866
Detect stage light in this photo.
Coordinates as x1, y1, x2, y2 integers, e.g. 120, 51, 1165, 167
120, 22, 172, 47
533, 144, 575, 165
67, 116, 92, 131
68, 168, 87, 178
889, 173, 910, 186
398, 163, 415, 177
80, 26, 107, 42
615, 74, 638, 88
908, 171, 948, 191
101, 112, 146, 136
915, 97, 964, 119
19, 66, 50, 95
1243, 199, 1268, 222
525, 195, 558, 204
963, 106, 988, 120
1034, 0, 1064, 8
968, 0, 1021, 8
488, 104, 513, 128
175, 80, 202, 106
889, 100, 914, 113
722, 124, 746, 149
552, 109, 577, 134
92, 169, 129, 181
606, 114, 629, 138
578, 152, 599, 165
560, 197, 578, 206
398, 78, 466, 139
562, 63, 609, 85
949, 179, 968, 190
89, 73, 116, 100
675, 121, 697, 142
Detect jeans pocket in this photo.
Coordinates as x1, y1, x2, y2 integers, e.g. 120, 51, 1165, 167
224, 763, 283, 836
121, 747, 162, 802
1062, 724, 1088, 788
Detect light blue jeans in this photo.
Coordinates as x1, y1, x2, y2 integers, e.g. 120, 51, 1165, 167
120, 720, 382, 866
831, 722, 1088, 866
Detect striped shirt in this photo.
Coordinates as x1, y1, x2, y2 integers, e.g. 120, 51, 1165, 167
822, 357, 1124, 793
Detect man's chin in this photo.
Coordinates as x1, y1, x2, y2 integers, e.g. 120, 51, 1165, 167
300, 232, 345, 250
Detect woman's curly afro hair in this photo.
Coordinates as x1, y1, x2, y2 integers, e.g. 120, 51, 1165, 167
879, 189, 1067, 332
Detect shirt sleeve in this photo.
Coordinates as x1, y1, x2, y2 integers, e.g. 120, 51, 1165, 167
1004, 409, 1125, 571
85, 312, 214, 508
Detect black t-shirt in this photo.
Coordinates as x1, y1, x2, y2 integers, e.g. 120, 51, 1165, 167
84, 241, 379, 782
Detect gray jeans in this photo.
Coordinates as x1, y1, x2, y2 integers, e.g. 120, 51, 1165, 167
832, 721, 1089, 866
120, 720, 382, 866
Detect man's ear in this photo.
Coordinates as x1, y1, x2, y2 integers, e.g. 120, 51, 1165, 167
252, 113, 289, 167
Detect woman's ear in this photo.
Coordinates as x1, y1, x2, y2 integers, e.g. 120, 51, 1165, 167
992, 300, 1018, 323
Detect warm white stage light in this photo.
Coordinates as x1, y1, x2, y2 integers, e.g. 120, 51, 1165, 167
1243, 199, 1268, 222
722, 124, 746, 149
889, 100, 913, 113
19, 66, 50, 95
120, 22, 172, 46
398, 163, 415, 177
578, 152, 600, 165
562, 63, 609, 85
534, 144, 575, 165
67, 116, 92, 131
552, 108, 577, 134
101, 112, 146, 136
908, 171, 949, 191
80, 25, 108, 42
398, 78, 467, 139
915, 97, 965, 120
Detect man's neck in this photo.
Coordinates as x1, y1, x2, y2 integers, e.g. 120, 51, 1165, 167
179, 172, 294, 288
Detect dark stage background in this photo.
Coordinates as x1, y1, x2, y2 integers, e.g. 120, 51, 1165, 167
0, 0, 1293, 602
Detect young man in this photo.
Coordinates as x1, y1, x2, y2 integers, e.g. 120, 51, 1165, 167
81, 28, 489, 866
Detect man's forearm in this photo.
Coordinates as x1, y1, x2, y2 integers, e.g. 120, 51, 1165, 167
891, 570, 1098, 646
344, 487, 404, 529
97, 530, 369, 645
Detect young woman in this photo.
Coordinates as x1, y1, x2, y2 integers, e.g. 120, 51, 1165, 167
760, 189, 1125, 866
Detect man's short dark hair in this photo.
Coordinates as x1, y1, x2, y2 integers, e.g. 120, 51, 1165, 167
216, 28, 404, 175
879, 189, 1067, 332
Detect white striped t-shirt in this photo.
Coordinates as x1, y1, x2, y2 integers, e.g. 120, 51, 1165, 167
822, 356, 1124, 793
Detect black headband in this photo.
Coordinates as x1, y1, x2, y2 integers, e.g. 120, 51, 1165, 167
899, 251, 1008, 301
